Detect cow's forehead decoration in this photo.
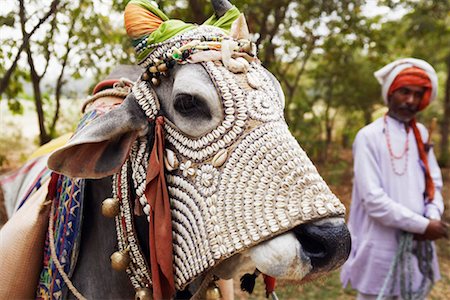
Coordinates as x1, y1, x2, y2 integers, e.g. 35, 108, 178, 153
111, 21, 346, 293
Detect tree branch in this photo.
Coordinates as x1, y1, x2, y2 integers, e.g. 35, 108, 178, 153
40, 12, 59, 79
19, 0, 49, 144
0, 0, 60, 96
51, 3, 82, 132
282, 35, 318, 116
262, 3, 289, 66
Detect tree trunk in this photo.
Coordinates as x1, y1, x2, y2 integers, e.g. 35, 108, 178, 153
439, 55, 450, 166
323, 78, 335, 162
326, 123, 332, 147
51, 3, 80, 133
27, 48, 50, 145
187, 0, 208, 23
261, 4, 288, 68
52, 71, 63, 135
19, 0, 58, 145
283, 37, 317, 124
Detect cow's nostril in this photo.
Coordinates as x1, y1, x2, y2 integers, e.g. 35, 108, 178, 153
293, 219, 351, 272
295, 231, 327, 260
293, 225, 329, 269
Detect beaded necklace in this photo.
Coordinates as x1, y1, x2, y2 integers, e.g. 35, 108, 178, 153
384, 114, 410, 176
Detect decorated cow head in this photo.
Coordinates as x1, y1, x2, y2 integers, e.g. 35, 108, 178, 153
48, 0, 350, 299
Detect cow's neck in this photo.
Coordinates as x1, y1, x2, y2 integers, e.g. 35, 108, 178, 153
67, 177, 136, 298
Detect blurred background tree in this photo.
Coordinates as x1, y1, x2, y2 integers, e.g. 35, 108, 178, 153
1, 0, 449, 165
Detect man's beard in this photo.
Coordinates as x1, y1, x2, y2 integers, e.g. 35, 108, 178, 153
388, 105, 418, 123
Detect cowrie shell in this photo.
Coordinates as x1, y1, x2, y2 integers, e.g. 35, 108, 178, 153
164, 149, 179, 171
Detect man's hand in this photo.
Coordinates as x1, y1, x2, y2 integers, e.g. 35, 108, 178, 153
415, 220, 449, 241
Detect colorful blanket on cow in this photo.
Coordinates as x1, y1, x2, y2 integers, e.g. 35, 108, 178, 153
35, 110, 101, 299
36, 175, 85, 300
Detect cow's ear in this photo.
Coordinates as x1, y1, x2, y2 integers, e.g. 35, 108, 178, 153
48, 95, 148, 179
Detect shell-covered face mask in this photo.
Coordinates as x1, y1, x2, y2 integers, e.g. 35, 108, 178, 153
128, 3, 346, 292
48, 1, 347, 299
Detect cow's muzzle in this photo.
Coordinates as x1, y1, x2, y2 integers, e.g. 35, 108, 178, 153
294, 217, 351, 274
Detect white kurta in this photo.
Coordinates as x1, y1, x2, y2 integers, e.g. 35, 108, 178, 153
340, 115, 444, 295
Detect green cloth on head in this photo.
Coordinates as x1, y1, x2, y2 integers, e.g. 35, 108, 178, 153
128, 0, 169, 21
203, 6, 240, 32
137, 5, 241, 62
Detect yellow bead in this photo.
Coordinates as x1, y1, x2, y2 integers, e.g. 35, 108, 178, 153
135, 287, 152, 300
110, 249, 131, 271
149, 66, 158, 73
101, 198, 120, 218
157, 63, 168, 72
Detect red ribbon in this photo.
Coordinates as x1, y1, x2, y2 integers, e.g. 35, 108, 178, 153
144, 116, 175, 300
47, 172, 60, 200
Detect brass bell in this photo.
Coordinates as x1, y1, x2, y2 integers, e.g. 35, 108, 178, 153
135, 287, 152, 300
101, 198, 120, 218
205, 281, 222, 300
110, 249, 131, 271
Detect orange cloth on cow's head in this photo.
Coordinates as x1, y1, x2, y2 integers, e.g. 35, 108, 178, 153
388, 67, 432, 111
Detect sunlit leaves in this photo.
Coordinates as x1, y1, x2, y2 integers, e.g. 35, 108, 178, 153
0, 13, 15, 27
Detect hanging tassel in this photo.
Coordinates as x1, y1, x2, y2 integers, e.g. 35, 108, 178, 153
144, 116, 175, 300
46, 172, 60, 201
240, 269, 260, 294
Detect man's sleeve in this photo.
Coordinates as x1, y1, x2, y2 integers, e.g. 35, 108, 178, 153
424, 148, 444, 220
353, 131, 429, 234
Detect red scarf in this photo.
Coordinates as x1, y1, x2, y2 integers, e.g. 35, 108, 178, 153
409, 118, 435, 201
144, 116, 175, 300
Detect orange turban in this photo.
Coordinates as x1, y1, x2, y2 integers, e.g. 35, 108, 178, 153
388, 67, 432, 111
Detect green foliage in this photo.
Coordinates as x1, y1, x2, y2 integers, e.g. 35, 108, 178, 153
0, 13, 15, 27
2, 69, 26, 106
7, 99, 23, 115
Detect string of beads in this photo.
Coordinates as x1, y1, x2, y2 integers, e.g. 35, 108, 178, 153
384, 114, 410, 176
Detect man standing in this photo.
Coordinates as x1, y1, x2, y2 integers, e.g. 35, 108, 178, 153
340, 58, 448, 300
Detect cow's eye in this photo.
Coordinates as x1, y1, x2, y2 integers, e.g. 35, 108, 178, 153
174, 93, 212, 119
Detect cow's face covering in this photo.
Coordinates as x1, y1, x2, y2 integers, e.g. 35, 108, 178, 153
48, 2, 347, 296
131, 25, 346, 289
